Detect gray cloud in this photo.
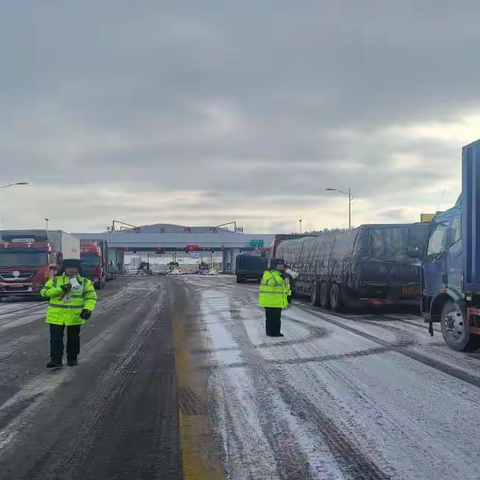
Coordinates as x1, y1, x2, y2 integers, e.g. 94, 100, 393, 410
1, 1, 479, 232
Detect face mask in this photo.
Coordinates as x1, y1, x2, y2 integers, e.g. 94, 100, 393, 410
69, 277, 82, 290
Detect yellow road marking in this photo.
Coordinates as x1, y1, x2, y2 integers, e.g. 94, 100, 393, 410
172, 312, 225, 480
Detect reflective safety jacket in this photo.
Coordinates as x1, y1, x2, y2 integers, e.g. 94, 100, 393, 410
285, 277, 292, 298
40, 274, 97, 325
259, 270, 289, 308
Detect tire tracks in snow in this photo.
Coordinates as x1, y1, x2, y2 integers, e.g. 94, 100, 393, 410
0, 280, 183, 480
228, 293, 393, 480
201, 284, 393, 479
295, 304, 480, 389
202, 289, 313, 479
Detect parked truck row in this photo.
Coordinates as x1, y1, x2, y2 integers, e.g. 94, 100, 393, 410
270, 138, 480, 353
0, 231, 116, 298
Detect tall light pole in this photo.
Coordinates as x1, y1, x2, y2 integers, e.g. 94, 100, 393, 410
325, 187, 355, 229
299, 219, 303, 234
0, 182, 29, 239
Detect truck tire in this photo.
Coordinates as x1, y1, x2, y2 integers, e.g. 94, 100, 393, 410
320, 283, 330, 309
441, 301, 480, 352
311, 283, 321, 307
330, 284, 343, 312
236, 276, 242, 283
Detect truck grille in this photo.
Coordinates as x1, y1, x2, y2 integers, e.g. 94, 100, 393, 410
0, 270, 35, 280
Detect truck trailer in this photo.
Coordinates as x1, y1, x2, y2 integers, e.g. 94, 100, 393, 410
0, 230, 80, 298
408, 138, 480, 351
277, 224, 428, 311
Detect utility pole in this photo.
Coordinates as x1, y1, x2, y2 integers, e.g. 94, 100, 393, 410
325, 188, 355, 229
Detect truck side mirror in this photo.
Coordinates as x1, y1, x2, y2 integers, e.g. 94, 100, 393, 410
407, 222, 430, 260
407, 246, 423, 258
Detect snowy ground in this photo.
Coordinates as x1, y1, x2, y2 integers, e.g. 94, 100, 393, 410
1, 275, 480, 479
183, 275, 480, 480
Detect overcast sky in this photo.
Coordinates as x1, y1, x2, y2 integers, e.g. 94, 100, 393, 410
1, 1, 480, 234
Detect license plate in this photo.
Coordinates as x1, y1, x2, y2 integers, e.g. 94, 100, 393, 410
9, 284, 23, 288
402, 287, 419, 295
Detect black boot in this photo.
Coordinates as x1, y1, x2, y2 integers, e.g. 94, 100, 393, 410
46, 359, 63, 368
67, 357, 78, 367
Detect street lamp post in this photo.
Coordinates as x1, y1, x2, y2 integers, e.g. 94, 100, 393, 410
0, 182, 29, 239
325, 187, 355, 229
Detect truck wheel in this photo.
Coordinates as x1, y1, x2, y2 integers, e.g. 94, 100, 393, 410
441, 301, 480, 352
320, 283, 331, 309
330, 284, 343, 312
310, 283, 321, 307
236, 276, 242, 283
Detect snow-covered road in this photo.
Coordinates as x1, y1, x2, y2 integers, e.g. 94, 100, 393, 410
184, 275, 480, 480
2, 275, 480, 479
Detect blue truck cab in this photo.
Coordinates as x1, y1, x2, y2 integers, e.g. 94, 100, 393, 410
411, 139, 480, 351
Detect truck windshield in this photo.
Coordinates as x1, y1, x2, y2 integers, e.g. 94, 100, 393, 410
81, 256, 100, 266
370, 227, 409, 261
0, 252, 48, 267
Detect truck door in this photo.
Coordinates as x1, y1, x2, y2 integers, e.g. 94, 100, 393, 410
423, 222, 449, 296
446, 214, 463, 292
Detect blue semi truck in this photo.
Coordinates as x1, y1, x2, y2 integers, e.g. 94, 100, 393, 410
409, 138, 480, 351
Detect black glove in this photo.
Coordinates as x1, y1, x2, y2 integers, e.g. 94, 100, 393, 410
80, 309, 92, 320
288, 296, 292, 304
61, 283, 72, 293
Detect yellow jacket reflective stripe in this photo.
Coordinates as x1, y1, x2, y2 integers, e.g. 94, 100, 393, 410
40, 274, 97, 325
259, 270, 288, 308
285, 278, 292, 298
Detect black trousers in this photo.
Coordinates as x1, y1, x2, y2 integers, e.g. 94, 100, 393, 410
50, 324, 81, 362
265, 308, 282, 336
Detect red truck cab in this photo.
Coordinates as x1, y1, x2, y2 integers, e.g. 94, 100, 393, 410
0, 235, 59, 297
80, 241, 105, 290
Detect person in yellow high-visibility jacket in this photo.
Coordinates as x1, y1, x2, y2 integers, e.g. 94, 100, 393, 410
259, 258, 289, 337
40, 259, 97, 368
285, 277, 292, 304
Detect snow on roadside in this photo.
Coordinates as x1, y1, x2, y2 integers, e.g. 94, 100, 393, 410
201, 289, 348, 479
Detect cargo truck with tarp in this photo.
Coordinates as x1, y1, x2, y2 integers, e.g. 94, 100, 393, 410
277, 224, 428, 311
408, 138, 480, 351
